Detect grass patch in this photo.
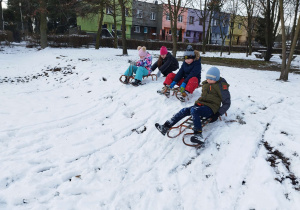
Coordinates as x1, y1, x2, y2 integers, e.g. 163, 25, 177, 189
178, 56, 299, 73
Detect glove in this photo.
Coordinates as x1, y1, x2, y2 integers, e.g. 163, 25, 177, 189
180, 83, 186, 93
170, 81, 176, 89
209, 112, 220, 123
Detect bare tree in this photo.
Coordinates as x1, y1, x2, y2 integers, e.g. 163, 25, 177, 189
0, 0, 4, 30
259, 0, 280, 61
192, 0, 212, 54
76, 0, 107, 49
214, 12, 230, 56
118, 0, 131, 55
278, 0, 300, 81
106, 0, 122, 48
40, 0, 48, 49
290, 0, 300, 42
228, 0, 238, 55
162, 0, 191, 56
240, 0, 260, 56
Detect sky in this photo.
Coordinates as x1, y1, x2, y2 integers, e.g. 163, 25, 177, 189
0, 44, 300, 209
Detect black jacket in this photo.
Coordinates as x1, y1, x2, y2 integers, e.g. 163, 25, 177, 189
151, 52, 179, 76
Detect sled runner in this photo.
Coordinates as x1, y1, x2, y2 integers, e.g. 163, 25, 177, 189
119, 74, 158, 84
157, 86, 200, 102
167, 113, 227, 148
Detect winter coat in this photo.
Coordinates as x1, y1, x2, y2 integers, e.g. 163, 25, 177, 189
173, 50, 201, 84
136, 52, 152, 73
195, 77, 231, 115
151, 52, 179, 76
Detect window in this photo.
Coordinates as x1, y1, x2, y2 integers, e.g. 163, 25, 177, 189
166, 13, 170, 21
199, 18, 203, 25
137, 10, 142, 18
125, 8, 128, 17
213, 20, 217, 26
238, 23, 242, 29
189, 16, 194, 24
144, 27, 148, 33
231, 22, 234, 28
121, 25, 126, 31
168, 29, 172, 35
186, 30, 191, 37
178, 15, 183, 22
112, 24, 115, 30
134, 26, 140, 33
150, 12, 156, 20
106, 7, 113, 15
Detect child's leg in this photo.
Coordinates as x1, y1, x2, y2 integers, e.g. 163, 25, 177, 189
163, 73, 176, 85
124, 65, 138, 77
176, 78, 185, 87
166, 106, 193, 126
135, 67, 149, 81
190, 105, 213, 131
185, 77, 199, 94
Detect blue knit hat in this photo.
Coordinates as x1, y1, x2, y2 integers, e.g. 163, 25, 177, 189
206, 67, 220, 81
183, 45, 195, 59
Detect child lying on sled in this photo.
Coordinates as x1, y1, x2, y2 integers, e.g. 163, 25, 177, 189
155, 67, 231, 145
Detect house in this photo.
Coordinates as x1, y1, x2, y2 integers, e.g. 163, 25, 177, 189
227, 15, 247, 45
131, 0, 161, 40
160, 4, 187, 41
184, 8, 208, 43
76, 1, 133, 39
210, 12, 230, 45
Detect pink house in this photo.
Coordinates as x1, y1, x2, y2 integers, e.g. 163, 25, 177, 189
160, 4, 188, 41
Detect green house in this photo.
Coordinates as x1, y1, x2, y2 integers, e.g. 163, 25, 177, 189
77, 3, 132, 39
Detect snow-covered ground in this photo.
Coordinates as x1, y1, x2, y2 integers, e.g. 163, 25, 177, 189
0, 45, 300, 210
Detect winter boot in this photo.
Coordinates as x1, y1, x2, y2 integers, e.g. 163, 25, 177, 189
178, 91, 189, 102
131, 79, 142, 86
123, 76, 130, 84
157, 85, 170, 97
190, 131, 204, 145
155, 121, 172, 136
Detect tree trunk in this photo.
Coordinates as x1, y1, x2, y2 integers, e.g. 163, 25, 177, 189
0, 1, 3, 30
95, 3, 104, 50
203, 11, 213, 54
228, 24, 233, 55
119, 0, 128, 55
291, 0, 299, 42
113, 16, 118, 48
40, 0, 47, 49
279, 4, 300, 81
202, 10, 207, 54
264, 0, 273, 61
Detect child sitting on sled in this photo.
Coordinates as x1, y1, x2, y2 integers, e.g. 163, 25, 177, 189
151, 46, 179, 77
158, 45, 201, 102
155, 67, 231, 145
123, 46, 152, 86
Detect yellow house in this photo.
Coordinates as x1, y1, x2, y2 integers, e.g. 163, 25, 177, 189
226, 15, 247, 45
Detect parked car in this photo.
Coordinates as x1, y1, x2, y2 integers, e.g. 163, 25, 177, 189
111, 30, 122, 38
100, 28, 113, 38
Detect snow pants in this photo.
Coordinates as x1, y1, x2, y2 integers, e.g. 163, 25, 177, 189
168, 105, 213, 132
124, 65, 149, 81
163, 73, 199, 94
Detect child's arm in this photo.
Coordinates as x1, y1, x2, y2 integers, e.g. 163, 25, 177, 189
218, 81, 231, 116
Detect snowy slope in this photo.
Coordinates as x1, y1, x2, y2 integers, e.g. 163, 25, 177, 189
0, 46, 300, 210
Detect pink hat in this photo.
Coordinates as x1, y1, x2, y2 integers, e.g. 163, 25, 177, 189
138, 47, 147, 57
160, 46, 168, 55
